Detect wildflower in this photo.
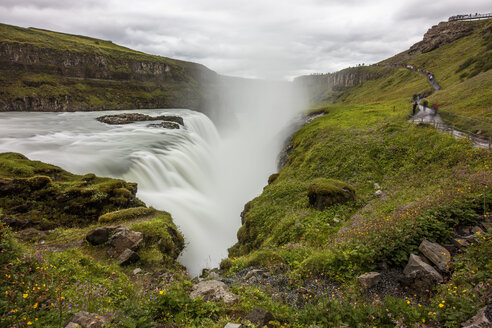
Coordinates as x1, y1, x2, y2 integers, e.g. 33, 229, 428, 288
159, 291, 164, 295
23, 293, 28, 298
439, 304, 444, 308
27, 322, 32, 325
33, 303, 38, 309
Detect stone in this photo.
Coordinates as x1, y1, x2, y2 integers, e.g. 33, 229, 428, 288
190, 280, 239, 305
85, 227, 113, 245
471, 226, 484, 235
224, 324, 242, 328
244, 268, 267, 281
2, 217, 29, 229
358, 272, 381, 291
373, 183, 380, 190
244, 308, 275, 328
418, 239, 451, 272
66, 311, 106, 328
133, 268, 142, 275
107, 228, 143, 258
97, 113, 184, 125
461, 305, 491, 328
402, 254, 443, 294
118, 248, 140, 266
65, 323, 82, 328
18, 228, 48, 242
374, 190, 383, 197
453, 238, 470, 248
147, 121, 180, 129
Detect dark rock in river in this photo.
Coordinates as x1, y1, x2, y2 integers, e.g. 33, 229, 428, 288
96, 113, 184, 126
147, 121, 180, 129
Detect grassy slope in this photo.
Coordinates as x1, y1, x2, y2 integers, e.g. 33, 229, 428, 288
0, 23, 214, 111
222, 20, 492, 328
383, 20, 492, 136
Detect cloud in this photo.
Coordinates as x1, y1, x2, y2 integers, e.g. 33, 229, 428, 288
0, 0, 490, 79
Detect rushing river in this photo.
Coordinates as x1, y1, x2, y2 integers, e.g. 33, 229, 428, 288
0, 107, 295, 276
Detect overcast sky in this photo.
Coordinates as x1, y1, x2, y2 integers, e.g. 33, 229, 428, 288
0, 0, 490, 79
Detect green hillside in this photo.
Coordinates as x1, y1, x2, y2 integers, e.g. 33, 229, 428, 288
0, 23, 218, 115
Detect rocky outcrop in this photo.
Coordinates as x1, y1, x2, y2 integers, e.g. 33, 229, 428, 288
96, 113, 184, 125
86, 227, 115, 245
307, 178, 356, 210
408, 21, 477, 55
190, 280, 239, 305
358, 272, 381, 291
294, 66, 395, 104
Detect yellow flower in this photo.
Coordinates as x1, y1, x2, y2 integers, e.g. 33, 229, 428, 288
159, 290, 164, 295
5, 291, 7, 295
33, 303, 38, 309
422, 319, 426, 323
407, 301, 410, 304
439, 304, 444, 308
22, 293, 28, 298
27, 322, 32, 325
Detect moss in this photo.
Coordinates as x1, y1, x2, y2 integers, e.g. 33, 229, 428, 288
98, 207, 155, 224
130, 211, 184, 261
267, 173, 279, 185
0, 152, 144, 228
307, 178, 355, 210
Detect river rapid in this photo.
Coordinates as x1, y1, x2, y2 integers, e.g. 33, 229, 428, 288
0, 104, 301, 276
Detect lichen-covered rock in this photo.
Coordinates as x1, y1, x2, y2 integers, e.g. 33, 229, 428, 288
118, 248, 140, 266
190, 280, 239, 305
307, 178, 355, 210
107, 228, 143, 258
97, 113, 184, 126
358, 272, 381, 291
244, 308, 275, 328
461, 305, 491, 328
402, 254, 443, 295
65, 311, 107, 328
418, 239, 451, 272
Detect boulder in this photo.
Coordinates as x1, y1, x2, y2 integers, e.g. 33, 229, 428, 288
244, 308, 275, 328
190, 280, 239, 305
358, 272, 381, 291
461, 305, 491, 328
402, 254, 443, 294
97, 113, 184, 125
107, 228, 143, 258
418, 239, 451, 272
85, 227, 114, 245
65, 311, 106, 328
118, 248, 140, 266
147, 122, 180, 129
307, 178, 355, 210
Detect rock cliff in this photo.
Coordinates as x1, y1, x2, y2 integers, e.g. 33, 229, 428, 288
0, 23, 220, 118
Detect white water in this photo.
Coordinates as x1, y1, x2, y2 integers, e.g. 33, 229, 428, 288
0, 84, 305, 276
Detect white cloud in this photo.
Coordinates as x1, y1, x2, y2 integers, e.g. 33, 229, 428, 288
0, 0, 490, 79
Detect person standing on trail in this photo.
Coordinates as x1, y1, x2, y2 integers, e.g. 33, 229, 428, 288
412, 101, 417, 115
432, 103, 439, 115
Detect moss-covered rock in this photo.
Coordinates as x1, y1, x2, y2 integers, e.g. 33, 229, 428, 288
0, 152, 144, 229
307, 178, 355, 210
98, 207, 155, 224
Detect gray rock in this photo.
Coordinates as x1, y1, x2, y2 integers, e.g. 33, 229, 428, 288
65, 323, 82, 328
244, 308, 275, 328
224, 324, 242, 328
375, 190, 383, 197
147, 121, 180, 129
190, 280, 239, 305
86, 227, 113, 245
133, 268, 142, 275
358, 272, 381, 291
66, 311, 106, 328
118, 248, 140, 266
402, 254, 443, 294
471, 226, 485, 235
244, 268, 267, 281
461, 306, 491, 328
107, 228, 143, 258
418, 239, 451, 272
97, 113, 184, 125
373, 183, 381, 190
453, 238, 470, 248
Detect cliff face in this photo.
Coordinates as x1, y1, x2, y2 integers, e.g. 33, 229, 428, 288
0, 24, 220, 117
408, 21, 478, 55
294, 66, 395, 104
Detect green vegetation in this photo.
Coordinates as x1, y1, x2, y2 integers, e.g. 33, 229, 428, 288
98, 207, 156, 224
